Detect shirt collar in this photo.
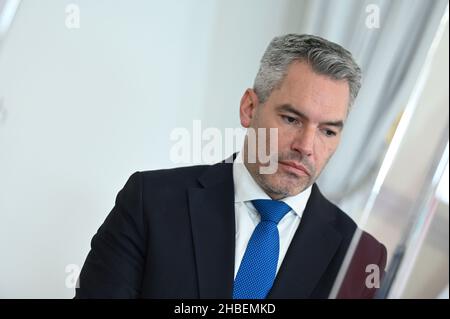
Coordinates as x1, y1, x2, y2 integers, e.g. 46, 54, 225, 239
232, 151, 312, 218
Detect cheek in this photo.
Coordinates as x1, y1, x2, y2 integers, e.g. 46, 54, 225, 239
258, 114, 291, 149
314, 139, 339, 168
276, 127, 296, 150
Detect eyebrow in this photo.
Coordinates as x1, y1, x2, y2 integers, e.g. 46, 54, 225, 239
276, 103, 344, 129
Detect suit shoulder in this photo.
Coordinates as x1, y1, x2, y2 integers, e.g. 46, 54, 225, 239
322, 195, 385, 252
313, 186, 358, 235
314, 186, 385, 251
135, 164, 211, 188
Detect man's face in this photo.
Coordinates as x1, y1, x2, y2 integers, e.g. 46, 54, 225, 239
240, 61, 350, 199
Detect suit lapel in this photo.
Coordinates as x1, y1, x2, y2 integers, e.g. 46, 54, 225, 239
268, 184, 342, 299
188, 162, 236, 298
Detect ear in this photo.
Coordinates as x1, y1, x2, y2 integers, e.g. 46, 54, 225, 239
239, 89, 259, 128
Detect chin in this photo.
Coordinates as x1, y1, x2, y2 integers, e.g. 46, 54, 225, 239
281, 180, 313, 196
265, 180, 308, 198
280, 176, 310, 189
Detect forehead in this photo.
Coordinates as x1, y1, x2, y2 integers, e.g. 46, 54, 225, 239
268, 61, 350, 121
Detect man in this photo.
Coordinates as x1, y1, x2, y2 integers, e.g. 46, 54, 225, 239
75, 34, 387, 299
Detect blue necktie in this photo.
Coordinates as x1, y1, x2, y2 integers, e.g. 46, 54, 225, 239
233, 199, 292, 299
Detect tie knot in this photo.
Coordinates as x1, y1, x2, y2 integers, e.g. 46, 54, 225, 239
251, 199, 292, 224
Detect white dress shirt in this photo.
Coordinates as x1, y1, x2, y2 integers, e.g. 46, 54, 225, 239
232, 151, 312, 279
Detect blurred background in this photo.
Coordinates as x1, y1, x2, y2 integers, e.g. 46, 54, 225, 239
0, 0, 448, 298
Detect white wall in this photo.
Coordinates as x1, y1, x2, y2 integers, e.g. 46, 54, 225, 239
0, 0, 298, 298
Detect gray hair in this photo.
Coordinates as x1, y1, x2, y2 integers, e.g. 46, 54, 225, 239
253, 34, 362, 107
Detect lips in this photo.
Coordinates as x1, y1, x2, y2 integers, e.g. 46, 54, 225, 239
279, 160, 310, 176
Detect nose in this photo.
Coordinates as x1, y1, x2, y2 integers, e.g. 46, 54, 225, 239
291, 126, 314, 157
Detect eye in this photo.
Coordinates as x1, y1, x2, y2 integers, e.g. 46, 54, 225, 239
281, 115, 298, 125
323, 129, 337, 137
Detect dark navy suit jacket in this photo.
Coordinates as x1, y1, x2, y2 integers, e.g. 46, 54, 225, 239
75, 159, 387, 299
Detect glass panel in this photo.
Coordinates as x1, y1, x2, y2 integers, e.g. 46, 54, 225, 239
330, 10, 449, 299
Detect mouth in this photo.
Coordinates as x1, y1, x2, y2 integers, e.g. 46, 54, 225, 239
278, 160, 311, 177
